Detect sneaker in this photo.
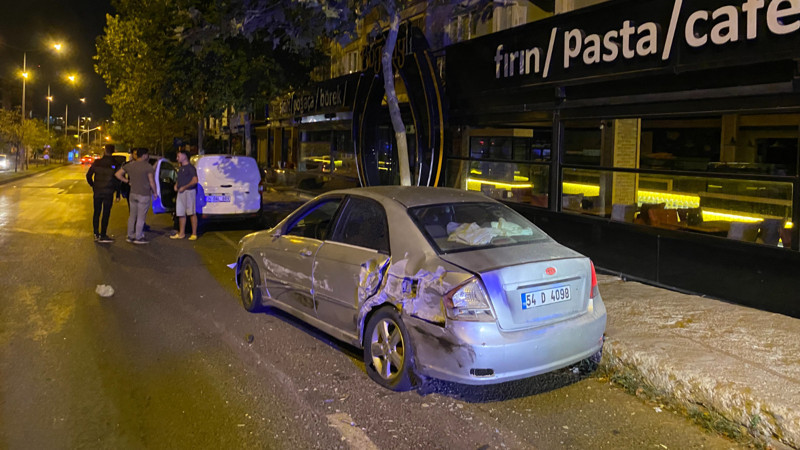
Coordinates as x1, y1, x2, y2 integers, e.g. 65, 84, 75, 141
169, 234, 185, 240
97, 235, 115, 243
188, 235, 198, 241
133, 238, 149, 245
93, 233, 101, 241
143, 224, 151, 231
126, 236, 134, 243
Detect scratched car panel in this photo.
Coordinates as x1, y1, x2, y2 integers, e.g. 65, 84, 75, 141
235, 186, 606, 391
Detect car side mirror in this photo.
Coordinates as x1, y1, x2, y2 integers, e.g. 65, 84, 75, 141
270, 229, 282, 239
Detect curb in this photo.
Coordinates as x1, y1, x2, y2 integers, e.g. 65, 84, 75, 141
0, 163, 68, 186
599, 339, 799, 449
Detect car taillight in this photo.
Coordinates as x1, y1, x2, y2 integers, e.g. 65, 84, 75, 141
590, 261, 599, 299
442, 277, 495, 322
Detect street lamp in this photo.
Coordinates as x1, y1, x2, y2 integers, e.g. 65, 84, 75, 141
20, 43, 63, 126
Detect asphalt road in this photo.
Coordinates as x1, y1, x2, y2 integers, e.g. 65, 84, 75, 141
0, 165, 744, 449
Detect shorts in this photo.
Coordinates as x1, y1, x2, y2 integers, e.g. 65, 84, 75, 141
176, 189, 196, 217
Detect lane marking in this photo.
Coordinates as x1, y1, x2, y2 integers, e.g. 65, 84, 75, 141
326, 413, 378, 450
215, 232, 239, 249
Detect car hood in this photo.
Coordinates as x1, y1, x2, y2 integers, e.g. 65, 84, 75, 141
439, 239, 582, 274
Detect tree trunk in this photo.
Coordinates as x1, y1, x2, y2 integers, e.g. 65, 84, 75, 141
381, 13, 411, 186
244, 112, 253, 158
197, 119, 204, 155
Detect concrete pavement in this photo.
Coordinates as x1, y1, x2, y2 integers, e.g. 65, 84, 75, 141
596, 274, 800, 449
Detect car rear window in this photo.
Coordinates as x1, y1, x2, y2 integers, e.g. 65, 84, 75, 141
408, 202, 548, 254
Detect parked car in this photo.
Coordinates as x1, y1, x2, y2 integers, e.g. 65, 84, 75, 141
0, 154, 9, 170
152, 154, 262, 223
80, 154, 95, 165
234, 186, 606, 391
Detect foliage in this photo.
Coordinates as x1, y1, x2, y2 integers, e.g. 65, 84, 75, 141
0, 108, 52, 168
95, 0, 325, 155
95, 8, 188, 153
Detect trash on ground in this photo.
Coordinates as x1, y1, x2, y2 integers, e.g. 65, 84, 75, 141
95, 284, 115, 297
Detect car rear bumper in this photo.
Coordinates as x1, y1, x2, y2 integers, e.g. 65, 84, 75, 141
406, 295, 607, 385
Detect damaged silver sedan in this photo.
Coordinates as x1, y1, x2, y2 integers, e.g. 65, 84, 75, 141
235, 186, 606, 391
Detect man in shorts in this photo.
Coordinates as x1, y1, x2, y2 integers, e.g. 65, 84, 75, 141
115, 148, 158, 244
170, 149, 199, 240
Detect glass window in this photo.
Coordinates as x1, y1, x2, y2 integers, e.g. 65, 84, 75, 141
299, 130, 332, 174
447, 159, 550, 208
408, 202, 548, 254
286, 199, 342, 240
330, 197, 390, 253
561, 167, 794, 248
332, 130, 357, 177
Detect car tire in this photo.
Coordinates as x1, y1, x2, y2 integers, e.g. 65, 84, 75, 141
363, 307, 416, 391
239, 256, 263, 312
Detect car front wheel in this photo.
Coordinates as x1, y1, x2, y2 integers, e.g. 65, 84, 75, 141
239, 256, 263, 312
364, 307, 416, 391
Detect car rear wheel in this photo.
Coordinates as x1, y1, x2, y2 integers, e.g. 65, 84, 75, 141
364, 307, 416, 391
239, 256, 263, 312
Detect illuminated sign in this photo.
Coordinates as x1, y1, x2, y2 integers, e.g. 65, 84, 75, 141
447, 0, 800, 99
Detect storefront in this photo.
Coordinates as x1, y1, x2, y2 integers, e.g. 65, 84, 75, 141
443, 0, 800, 317
264, 74, 361, 192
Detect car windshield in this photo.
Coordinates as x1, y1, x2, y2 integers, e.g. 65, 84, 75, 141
408, 202, 548, 253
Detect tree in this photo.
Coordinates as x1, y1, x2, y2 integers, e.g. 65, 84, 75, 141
0, 108, 50, 171
96, 0, 323, 158
95, 4, 191, 154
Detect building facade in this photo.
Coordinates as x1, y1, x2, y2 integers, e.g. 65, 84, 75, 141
258, 0, 800, 317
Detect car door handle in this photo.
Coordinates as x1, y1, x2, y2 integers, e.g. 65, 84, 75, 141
299, 249, 313, 257
220, 184, 232, 188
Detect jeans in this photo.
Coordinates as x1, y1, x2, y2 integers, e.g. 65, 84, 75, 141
127, 193, 151, 240
92, 195, 113, 236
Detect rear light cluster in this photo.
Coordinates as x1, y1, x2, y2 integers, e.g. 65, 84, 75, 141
590, 261, 600, 300
442, 277, 495, 322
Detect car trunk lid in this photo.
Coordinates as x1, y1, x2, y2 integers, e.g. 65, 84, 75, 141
441, 242, 593, 331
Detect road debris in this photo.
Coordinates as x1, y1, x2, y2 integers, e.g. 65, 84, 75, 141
95, 284, 114, 297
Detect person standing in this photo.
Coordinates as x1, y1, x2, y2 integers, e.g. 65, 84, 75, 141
86, 144, 120, 243
170, 149, 199, 240
116, 148, 158, 244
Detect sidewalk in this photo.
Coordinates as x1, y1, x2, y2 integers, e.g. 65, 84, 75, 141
0, 162, 67, 186
596, 274, 800, 449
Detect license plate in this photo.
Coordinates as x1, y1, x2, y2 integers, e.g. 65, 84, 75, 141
206, 195, 230, 202
521, 285, 571, 309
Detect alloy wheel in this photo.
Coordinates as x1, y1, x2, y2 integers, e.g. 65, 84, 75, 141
369, 318, 405, 380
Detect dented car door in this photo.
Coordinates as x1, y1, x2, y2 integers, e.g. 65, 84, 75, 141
313, 196, 390, 343
262, 198, 342, 319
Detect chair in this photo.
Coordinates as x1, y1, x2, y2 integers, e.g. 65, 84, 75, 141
758, 219, 783, 246
647, 208, 679, 229
727, 222, 760, 242
611, 204, 637, 223
637, 203, 666, 225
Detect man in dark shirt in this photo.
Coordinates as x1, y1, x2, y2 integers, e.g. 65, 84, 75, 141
170, 149, 199, 240
86, 144, 120, 243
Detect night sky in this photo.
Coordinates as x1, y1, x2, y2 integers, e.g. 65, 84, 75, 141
0, 0, 115, 119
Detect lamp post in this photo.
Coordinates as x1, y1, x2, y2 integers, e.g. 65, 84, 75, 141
46, 86, 52, 135
21, 52, 27, 125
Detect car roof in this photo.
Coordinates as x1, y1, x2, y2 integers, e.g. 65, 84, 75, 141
325, 186, 495, 208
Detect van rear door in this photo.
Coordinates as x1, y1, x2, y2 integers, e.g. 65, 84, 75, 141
197, 156, 261, 216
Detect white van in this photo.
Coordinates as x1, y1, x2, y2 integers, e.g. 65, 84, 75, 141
152, 154, 262, 222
